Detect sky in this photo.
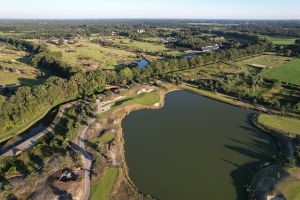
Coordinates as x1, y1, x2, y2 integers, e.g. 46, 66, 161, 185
0, 0, 300, 19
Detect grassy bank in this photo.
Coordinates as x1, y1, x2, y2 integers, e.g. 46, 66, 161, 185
90, 167, 119, 200
280, 180, 300, 200
0, 106, 54, 143
99, 92, 161, 119
258, 114, 300, 135
90, 132, 116, 144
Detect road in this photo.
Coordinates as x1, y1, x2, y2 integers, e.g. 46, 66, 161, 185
0, 101, 79, 161
74, 117, 95, 200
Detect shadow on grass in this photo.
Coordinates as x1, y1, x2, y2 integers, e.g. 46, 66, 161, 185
17, 77, 47, 87
49, 184, 73, 200
114, 97, 133, 106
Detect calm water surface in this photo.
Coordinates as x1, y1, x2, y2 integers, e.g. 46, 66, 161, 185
122, 91, 276, 200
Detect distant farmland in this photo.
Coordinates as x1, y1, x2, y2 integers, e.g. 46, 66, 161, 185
267, 36, 296, 45
262, 59, 300, 86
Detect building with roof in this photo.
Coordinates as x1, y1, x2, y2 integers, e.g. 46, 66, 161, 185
201, 45, 220, 52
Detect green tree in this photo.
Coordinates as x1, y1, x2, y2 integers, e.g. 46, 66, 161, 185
119, 67, 133, 85
284, 49, 292, 57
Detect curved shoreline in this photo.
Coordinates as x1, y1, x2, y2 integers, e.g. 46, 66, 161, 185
114, 86, 298, 199
114, 85, 271, 199
249, 114, 296, 199
116, 88, 177, 200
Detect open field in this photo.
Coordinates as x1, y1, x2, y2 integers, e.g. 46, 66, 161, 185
0, 31, 25, 37
180, 61, 248, 80
90, 167, 119, 200
111, 38, 168, 52
90, 132, 116, 144
114, 92, 161, 107
278, 180, 300, 200
177, 54, 300, 108
262, 59, 300, 86
106, 37, 181, 56
267, 36, 297, 45
97, 91, 161, 121
0, 44, 41, 86
258, 114, 300, 135
143, 37, 165, 43
179, 54, 290, 81
241, 54, 291, 69
47, 39, 137, 70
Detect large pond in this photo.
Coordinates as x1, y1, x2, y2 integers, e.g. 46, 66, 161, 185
122, 91, 277, 200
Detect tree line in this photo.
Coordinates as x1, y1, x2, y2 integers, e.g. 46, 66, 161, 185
0, 69, 107, 135
0, 35, 269, 135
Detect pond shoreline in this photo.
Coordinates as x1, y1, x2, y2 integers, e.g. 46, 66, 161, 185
113, 86, 178, 200
106, 83, 280, 199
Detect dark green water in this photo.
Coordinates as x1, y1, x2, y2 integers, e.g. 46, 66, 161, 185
122, 91, 277, 200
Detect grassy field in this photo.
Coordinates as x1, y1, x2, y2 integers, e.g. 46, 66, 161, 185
280, 181, 300, 200
143, 37, 165, 43
241, 54, 290, 68
0, 44, 41, 85
178, 54, 300, 107
96, 91, 161, 121
258, 114, 300, 135
90, 132, 116, 144
108, 37, 181, 57
180, 54, 289, 81
0, 31, 25, 37
47, 39, 137, 70
267, 36, 297, 45
113, 92, 161, 107
111, 38, 168, 52
262, 59, 300, 86
90, 167, 119, 200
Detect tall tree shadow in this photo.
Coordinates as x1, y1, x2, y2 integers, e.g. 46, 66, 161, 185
222, 115, 278, 200
49, 184, 73, 200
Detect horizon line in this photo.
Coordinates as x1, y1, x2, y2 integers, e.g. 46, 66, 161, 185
0, 17, 300, 21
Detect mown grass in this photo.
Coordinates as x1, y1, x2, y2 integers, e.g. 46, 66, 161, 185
90, 167, 119, 200
110, 38, 181, 57
91, 132, 116, 144
242, 54, 290, 68
258, 114, 300, 135
111, 38, 168, 52
0, 44, 40, 85
111, 92, 160, 108
267, 36, 297, 45
127, 92, 160, 106
97, 92, 161, 120
262, 59, 300, 86
281, 181, 300, 200
47, 39, 137, 70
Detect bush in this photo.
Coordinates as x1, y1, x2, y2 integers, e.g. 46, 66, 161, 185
285, 157, 296, 168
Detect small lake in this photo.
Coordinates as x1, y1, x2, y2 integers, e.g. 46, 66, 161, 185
122, 91, 277, 200
135, 60, 149, 69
